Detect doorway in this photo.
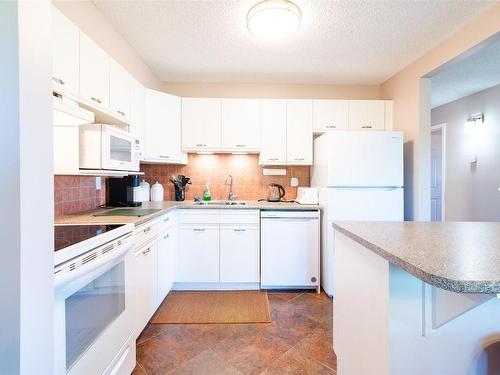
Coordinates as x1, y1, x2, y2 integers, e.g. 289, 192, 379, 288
431, 124, 446, 221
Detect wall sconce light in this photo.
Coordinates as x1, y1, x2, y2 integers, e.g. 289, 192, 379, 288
464, 112, 484, 164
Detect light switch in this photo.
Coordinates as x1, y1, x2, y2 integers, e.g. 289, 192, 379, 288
95, 177, 102, 190
290, 177, 299, 187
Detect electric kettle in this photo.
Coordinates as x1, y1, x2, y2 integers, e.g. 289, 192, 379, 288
267, 183, 286, 202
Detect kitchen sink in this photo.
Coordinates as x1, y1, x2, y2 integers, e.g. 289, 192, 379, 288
193, 200, 247, 206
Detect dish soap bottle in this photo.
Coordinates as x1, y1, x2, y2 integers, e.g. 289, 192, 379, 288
203, 183, 211, 201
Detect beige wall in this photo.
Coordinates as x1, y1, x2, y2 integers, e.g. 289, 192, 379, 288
380, 3, 500, 221
162, 82, 379, 99
53, 0, 162, 90
431, 84, 500, 222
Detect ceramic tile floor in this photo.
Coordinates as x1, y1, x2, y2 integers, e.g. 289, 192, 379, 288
133, 291, 336, 375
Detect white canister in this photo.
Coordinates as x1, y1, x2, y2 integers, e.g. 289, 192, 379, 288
151, 181, 164, 202
140, 180, 150, 202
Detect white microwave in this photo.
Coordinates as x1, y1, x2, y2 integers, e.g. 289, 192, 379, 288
79, 124, 140, 172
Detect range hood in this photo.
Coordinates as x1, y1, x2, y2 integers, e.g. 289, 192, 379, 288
53, 93, 94, 126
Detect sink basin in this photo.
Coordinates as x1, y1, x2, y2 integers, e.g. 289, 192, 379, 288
193, 200, 246, 206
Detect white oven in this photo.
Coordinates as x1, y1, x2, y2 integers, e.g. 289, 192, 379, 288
54, 230, 136, 375
79, 124, 140, 172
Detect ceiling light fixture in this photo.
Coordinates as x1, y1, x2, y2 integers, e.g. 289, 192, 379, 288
247, 0, 301, 40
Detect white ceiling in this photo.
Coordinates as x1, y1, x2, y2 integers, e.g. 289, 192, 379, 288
431, 37, 500, 108
93, 0, 495, 85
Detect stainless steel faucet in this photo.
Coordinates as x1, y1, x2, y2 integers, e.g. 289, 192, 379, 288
225, 174, 237, 201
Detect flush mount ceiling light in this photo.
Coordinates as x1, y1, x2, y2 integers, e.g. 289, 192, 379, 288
247, 0, 302, 40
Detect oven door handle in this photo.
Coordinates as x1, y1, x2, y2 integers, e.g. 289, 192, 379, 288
54, 242, 132, 289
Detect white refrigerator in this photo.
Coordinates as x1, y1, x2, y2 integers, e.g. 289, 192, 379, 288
311, 131, 404, 296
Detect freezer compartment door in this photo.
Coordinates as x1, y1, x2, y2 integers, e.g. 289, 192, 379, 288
328, 187, 404, 221
261, 217, 319, 288
326, 131, 403, 187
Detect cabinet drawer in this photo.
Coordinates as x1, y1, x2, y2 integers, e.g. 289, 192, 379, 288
178, 209, 221, 224
134, 220, 160, 248
220, 210, 259, 225
157, 211, 174, 232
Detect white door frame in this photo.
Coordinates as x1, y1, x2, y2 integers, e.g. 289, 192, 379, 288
431, 123, 446, 221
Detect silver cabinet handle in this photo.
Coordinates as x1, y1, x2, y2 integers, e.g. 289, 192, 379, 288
362, 125, 373, 129
143, 227, 151, 234
326, 125, 336, 129
52, 77, 65, 85
234, 229, 246, 232
269, 158, 279, 161
195, 144, 207, 147
235, 144, 246, 147
163, 234, 169, 239
117, 110, 125, 116
294, 158, 305, 161
164, 217, 170, 222
159, 155, 170, 159
142, 248, 151, 255
91, 96, 102, 104
193, 228, 205, 232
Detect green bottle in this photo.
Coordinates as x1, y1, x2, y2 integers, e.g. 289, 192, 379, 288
203, 183, 211, 201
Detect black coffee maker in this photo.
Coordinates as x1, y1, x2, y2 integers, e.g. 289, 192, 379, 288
169, 175, 191, 201
107, 175, 142, 207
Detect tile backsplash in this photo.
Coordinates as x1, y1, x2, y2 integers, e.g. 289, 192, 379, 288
54, 155, 310, 216
55, 176, 105, 217
140, 154, 310, 201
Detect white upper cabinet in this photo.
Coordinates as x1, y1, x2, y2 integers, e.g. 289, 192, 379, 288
313, 100, 349, 132
109, 59, 132, 122
348, 100, 386, 130
259, 99, 287, 165
52, 6, 79, 98
221, 99, 261, 152
79, 32, 110, 110
144, 89, 187, 164
286, 100, 313, 165
182, 98, 221, 152
129, 80, 146, 152
384, 101, 393, 131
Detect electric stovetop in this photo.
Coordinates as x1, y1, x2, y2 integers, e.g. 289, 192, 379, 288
54, 224, 124, 252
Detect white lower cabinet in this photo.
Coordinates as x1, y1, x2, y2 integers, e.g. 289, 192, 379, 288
156, 228, 175, 306
134, 240, 157, 337
220, 225, 259, 283
177, 226, 220, 283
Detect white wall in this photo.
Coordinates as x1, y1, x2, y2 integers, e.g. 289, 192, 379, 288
432, 84, 500, 221
0, 1, 54, 373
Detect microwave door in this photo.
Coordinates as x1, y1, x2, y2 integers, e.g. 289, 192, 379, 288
101, 127, 133, 171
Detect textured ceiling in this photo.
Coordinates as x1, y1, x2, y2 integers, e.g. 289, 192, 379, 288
431, 37, 500, 108
93, 0, 495, 85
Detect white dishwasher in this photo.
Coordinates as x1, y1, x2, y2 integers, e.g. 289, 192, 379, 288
261, 210, 320, 292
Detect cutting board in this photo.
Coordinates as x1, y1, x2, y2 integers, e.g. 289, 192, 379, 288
93, 208, 162, 217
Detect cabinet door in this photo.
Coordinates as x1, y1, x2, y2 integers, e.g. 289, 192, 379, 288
52, 6, 79, 98
348, 100, 385, 130
79, 32, 110, 110
157, 230, 173, 306
286, 100, 313, 165
259, 99, 287, 165
313, 100, 348, 132
144, 89, 186, 163
134, 241, 157, 336
109, 59, 132, 121
177, 226, 219, 282
181, 98, 221, 151
220, 226, 259, 283
221, 99, 260, 152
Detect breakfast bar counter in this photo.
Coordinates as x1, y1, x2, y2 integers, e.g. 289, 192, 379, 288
332, 221, 500, 374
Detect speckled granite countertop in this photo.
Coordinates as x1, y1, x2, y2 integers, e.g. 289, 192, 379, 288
333, 221, 500, 294
55, 200, 320, 226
